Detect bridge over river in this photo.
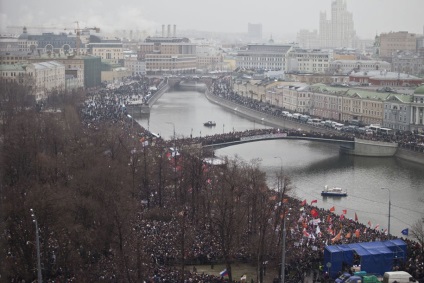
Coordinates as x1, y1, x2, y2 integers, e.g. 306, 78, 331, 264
202, 132, 354, 150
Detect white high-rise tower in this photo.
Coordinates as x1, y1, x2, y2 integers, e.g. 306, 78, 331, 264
319, 0, 356, 48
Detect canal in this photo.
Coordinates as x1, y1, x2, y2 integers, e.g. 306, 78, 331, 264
136, 90, 424, 238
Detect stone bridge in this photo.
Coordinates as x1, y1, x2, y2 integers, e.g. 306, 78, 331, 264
202, 133, 355, 150
202, 133, 398, 157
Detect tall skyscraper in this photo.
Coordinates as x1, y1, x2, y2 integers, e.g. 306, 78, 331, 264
319, 0, 356, 48
248, 23, 262, 43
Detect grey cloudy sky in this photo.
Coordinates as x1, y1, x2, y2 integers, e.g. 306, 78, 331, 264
1, 0, 423, 40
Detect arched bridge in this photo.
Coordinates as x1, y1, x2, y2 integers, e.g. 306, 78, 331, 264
202, 133, 355, 150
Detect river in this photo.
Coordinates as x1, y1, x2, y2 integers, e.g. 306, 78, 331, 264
136, 90, 424, 238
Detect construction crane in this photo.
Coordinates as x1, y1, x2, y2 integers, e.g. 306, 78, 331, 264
68, 21, 100, 55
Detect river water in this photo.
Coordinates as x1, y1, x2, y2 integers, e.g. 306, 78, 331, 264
136, 90, 424, 238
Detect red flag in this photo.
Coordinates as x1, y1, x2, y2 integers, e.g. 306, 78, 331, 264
367, 221, 372, 228
342, 209, 347, 214
329, 206, 335, 212
375, 224, 380, 230
331, 230, 342, 243
355, 212, 358, 222
303, 228, 310, 238
340, 214, 345, 220
326, 215, 332, 223
355, 229, 360, 238
301, 199, 307, 206
311, 209, 319, 218
269, 195, 277, 201
311, 199, 318, 205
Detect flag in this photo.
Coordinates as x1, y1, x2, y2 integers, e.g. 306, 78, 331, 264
330, 206, 335, 212
374, 224, 380, 230
355, 229, 360, 238
311, 199, 318, 205
367, 220, 372, 228
316, 225, 321, 235
327, 215, 332, 223
311, 209, 319, 218
345, 232, 351, 239
301, 199, 307, 206
283, 198, 289, 203
340, 214, 345, 220
342, 209, 347, 214
303, 228, 310, 238
220, 269, 228, 277
355, 212, 358, 222
401, 228, 409, 236
331, 230, 342, 243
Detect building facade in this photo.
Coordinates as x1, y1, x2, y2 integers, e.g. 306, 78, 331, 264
329, 60, 391, 75
286, 49, 333, 74
139, 37, 197, 74
33, 61, 65, 100
391, 51, 424, 76
349, 70, 423, 87
318, 0, 356, 48
309, 84, 390, 125
410, 85, 424, 133
87, 42, 123, 64
236, 44, 292, 71
378, 31, 417, 60
383, 94, 412, 131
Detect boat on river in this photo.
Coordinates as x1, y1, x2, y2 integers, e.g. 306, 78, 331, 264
204, 121, 216, 127
321, 185, 347, 197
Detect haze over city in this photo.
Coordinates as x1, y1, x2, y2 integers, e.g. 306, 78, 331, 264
1, 0, 423, 40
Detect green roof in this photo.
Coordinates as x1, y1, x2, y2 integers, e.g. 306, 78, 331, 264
310, 84, 391, 101
414, 85, 424, 94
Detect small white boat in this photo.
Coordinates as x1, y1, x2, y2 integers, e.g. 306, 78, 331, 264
321, 185, 347, 197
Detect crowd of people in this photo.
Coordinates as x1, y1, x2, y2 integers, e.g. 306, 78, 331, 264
72, 76, 424, 283
210, 78, 424, 153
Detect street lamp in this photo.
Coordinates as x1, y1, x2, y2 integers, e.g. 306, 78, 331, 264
166, 122, 176, 148
30, 209, 42, 283
274, 156, 283, 196
381, 188, 391, 236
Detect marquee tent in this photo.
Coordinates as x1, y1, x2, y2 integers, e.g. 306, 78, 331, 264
323, 240, 407, 279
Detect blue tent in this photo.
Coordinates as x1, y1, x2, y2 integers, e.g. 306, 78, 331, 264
323, 240, 407, 279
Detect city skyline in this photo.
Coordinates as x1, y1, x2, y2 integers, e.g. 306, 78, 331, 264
0, 0, 423, 41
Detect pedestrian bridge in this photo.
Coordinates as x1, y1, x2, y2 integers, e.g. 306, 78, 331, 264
202, 133, 355, 150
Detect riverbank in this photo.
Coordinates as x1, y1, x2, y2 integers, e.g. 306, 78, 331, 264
204, 89, 424, 165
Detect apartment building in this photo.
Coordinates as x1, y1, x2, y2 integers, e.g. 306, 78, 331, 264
286, 49, 333, 74
378, 31, 417, 60
309, 84, 391, 125
139, 37, 197, 74
87, 42, 123, 64
1, 61, 65, 100
236, 44, 292, 71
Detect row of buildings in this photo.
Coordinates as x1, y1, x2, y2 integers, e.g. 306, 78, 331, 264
232, 79, 424, 133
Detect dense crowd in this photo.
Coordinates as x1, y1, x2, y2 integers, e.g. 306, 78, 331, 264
70, 76, 424, 283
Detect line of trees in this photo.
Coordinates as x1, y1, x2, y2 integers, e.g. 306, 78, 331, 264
0, 83, 293, 282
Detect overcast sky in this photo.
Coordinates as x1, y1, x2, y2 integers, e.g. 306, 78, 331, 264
1, 0, 423, 41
